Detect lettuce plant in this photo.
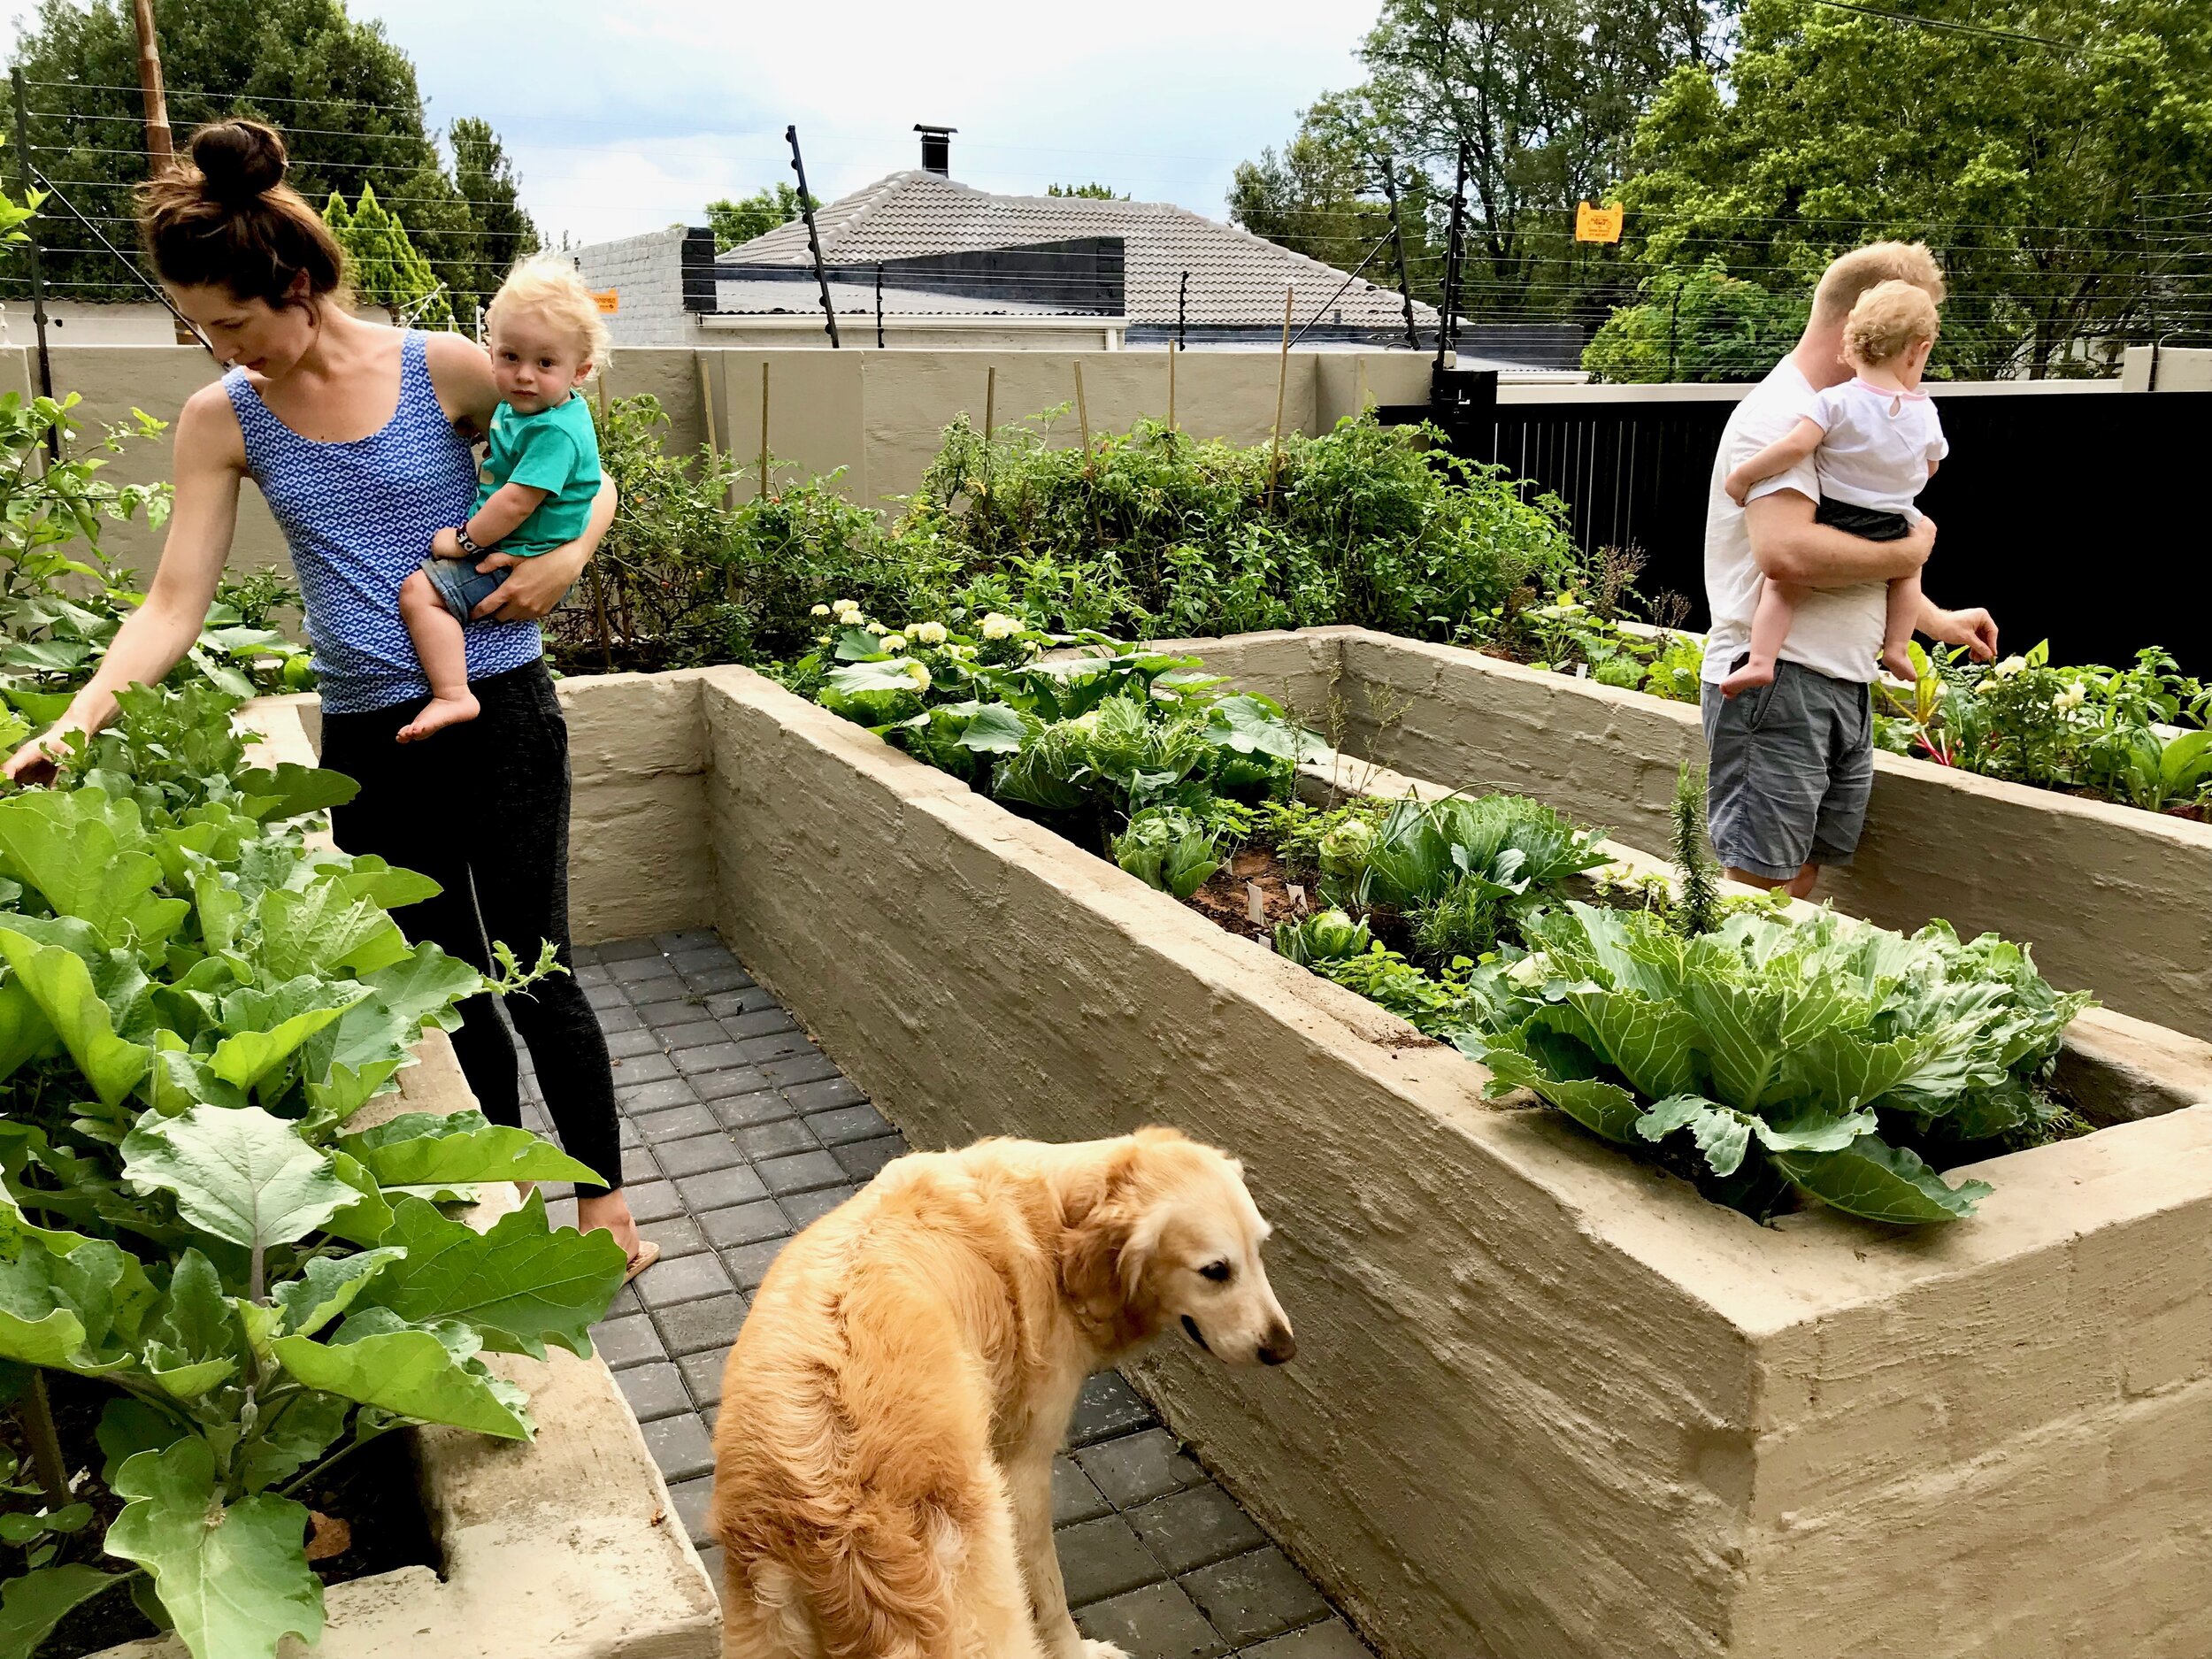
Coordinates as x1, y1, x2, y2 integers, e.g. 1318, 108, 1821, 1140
0, 686, 624, 1659
1463, 902, 2093, 1225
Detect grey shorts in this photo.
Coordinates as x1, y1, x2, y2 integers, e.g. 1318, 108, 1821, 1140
1701, 660, 1874, 880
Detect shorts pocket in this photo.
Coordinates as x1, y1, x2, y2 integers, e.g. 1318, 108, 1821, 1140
1739, 670, 1788, 734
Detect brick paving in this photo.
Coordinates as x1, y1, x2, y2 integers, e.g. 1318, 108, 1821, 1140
526, 929, 1373, 1659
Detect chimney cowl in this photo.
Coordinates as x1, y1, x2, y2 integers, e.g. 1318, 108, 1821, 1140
914, 124, 956, 176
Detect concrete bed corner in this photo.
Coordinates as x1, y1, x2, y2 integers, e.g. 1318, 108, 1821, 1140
107, 695, 720, 1659
660, 663, 2209, 1659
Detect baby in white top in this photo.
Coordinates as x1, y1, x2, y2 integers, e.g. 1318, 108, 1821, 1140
1721, 280, 1948, 695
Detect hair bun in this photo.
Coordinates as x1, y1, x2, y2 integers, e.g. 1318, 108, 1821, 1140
190, 120, 287, 204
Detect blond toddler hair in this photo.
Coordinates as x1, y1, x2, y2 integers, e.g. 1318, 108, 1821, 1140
487, 253, 613, 379
1843, 280, 1939, 369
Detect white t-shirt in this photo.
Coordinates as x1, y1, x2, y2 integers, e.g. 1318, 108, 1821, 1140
1807, 379, 1947, 516
1701, 357, 1889, 686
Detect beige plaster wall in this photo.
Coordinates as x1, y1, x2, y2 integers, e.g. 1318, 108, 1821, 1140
557, 672, 719, 945
1180, 627, 2212, 1043
690, 662, 2212, 1659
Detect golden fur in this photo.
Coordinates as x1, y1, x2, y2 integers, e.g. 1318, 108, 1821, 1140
709, 1127, 1294, 1659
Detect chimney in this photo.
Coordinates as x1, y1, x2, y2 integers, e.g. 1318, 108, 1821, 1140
914, 124, 956, 176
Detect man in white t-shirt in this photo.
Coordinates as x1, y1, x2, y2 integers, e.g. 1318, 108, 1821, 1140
1701, 242, 2000, 899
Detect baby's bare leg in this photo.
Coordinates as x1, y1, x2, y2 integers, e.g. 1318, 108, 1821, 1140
396, 568, 482, 742
1880, 572, 1924, 680
1719, 579, 1805, 698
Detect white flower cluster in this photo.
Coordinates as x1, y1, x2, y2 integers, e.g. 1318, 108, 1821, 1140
979, 611, 1019, 641
911, 620, 949, 646
902, 659, 932, 691
1993, 655, 2028, 679
881, 634, 908, 653
2053, 682, 2087, 712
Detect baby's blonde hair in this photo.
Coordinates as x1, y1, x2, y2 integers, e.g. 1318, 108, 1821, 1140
1843, 280, 1939, 369
488, 253, 613, 378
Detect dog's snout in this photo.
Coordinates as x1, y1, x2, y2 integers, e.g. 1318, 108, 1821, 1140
1256, 1324, 1297, 1366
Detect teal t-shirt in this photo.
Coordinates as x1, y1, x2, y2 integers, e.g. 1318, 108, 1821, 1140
475, 392, 602, 557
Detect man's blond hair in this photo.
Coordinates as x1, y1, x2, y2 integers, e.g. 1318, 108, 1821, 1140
488, 253, 613, 377
1842, 280, 1939, 368
1810, 241, 1946, 326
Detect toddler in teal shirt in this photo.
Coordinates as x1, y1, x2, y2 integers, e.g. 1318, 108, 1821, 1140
396, 256, 608, 741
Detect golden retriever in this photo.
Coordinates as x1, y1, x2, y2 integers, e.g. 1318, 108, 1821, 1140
708, 1125, 1294, 1659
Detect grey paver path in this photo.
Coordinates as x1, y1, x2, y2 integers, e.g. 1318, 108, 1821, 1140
531, 932, 1375, 1659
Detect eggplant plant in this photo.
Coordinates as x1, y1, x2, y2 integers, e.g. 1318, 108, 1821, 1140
0, 685, 623, 1659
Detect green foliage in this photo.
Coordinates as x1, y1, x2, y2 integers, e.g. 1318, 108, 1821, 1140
445, 119, 541, 315
1271, 907, 1372, 967
1670, 764, 1722, 936
0, 686, 624, 1659
1111, 807, 1224, 899
706, 184, 808, 252
9, 0, 527, 310
1461, 902, 2093, 1224
1616, 0, 2212, 379
1581, 261, 1809, 384
1311, 941, 1480, 1037
1046, 182, 1127, 200
1353, 793, 1613, 915
0, 395, 311, 716
325, 185, 455, 330
1875, 641, 2212, 816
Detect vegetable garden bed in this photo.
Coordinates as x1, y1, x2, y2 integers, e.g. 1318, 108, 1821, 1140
598, 660, 2210, 1659
1162, 626, 2212, 1045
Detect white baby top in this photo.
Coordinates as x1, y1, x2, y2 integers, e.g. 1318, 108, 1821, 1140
1807, 379, 1949, 517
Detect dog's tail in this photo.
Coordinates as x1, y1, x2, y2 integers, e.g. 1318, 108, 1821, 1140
747, 1481, 972, 1659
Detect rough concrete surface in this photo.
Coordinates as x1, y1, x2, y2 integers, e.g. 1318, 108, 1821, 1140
687, 662, 2212, 1659
1184, 626, 2212, 1044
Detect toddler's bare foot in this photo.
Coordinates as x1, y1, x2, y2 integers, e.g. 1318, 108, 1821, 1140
1718, 658, 1777, 699
397, 692, 480, 742
1879, 643, 1916, 681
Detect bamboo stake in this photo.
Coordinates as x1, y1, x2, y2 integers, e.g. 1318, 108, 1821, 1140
1166, 341, 1176, 433
758, 360, 772, 502
1265, 284, 1293, 511
1072, 359, 1093, 472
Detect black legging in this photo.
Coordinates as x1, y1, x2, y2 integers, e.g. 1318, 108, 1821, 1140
318, 659, 623, 1191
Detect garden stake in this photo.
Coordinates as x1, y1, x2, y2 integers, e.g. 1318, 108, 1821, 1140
760, 360, 772, 502
1072, 360, 1093, 472
1166, 338, 1176, 432
1246, 881, 1267, 926
1265, 284, 1293, 511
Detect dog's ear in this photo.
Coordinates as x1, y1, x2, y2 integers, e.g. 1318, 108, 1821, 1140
1060, 1144, 1155, 1335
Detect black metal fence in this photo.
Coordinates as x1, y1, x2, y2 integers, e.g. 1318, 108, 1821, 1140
1435, 384, 2212, 676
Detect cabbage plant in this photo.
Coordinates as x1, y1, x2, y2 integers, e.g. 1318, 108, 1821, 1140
1463, 902, 2092, 1225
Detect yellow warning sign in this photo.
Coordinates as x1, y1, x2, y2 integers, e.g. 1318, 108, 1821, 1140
592, 289, 620, 314
1575, 201, 1624, 244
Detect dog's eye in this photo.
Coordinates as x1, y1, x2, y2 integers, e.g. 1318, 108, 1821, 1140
1199, 1260, 1233, 1283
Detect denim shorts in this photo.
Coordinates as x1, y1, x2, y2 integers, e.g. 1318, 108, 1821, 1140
1701, 659, 1875, 879
419, 555, 512, 625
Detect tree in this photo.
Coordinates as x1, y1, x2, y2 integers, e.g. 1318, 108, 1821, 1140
1617, 0, 2212, 378
1046, 182, 1125, 199
326, 183, 454, 328
6, 0, 524, 307
447, 117, 539, 318
706, 185, 805, 253
1581, 260, 1806, 381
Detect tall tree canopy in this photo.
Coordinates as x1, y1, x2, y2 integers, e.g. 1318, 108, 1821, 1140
1617, 0, 2212, 378
326, 183, 452, 328
447, 117, 539, 317
8, 0, 533, 311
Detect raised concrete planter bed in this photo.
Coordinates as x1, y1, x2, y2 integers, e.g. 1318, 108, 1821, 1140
99, 701, 722, 1659
669, 663, 2212, 1659
1154, 626, 2212, 1043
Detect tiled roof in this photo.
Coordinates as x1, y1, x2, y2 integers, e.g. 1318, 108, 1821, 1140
721, 172, 1437, 334
713, 274, 1110, 319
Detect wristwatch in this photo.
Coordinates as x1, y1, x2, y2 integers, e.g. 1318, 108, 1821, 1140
451, 525, 483, 558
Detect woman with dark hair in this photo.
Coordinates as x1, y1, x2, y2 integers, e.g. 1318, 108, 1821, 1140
4, 119, 654, 1278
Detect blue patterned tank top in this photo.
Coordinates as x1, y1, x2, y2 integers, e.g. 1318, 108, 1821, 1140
225, 330, 542, 714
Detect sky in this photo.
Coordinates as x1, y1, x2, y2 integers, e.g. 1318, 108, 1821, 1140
0, 0, 1381, 245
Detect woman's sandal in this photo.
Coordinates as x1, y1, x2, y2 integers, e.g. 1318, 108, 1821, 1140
623, 1240, 662, 1285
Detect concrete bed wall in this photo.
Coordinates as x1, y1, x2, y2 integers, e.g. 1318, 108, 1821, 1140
666, 663, 2212, 1659
1173, 626, 2212, 1045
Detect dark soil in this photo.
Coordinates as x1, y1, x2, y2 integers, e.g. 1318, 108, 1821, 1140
1182, 846, 1314, 942
7, 1373, 439, 1658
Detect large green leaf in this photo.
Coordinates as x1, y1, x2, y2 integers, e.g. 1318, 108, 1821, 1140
141, 1250, 242, 1402
0, 1196, 153, 1372
271, 1248, 403, 1340
232, 764, 358, 823
1635, 1094, 1753, 1176
269, 1314, 531, 1439
107, 1439, 324, 1659
1770, 1135, 1992, 1225
1556, 987, 1705, 1102
121, 1107, 352, 1253
251, 885, 409, 983
357, 1193, 626, 1361
336, 1113, 601, 1188
0, 1563, 119, 1659
0, 979, 53, 1085
210, 978, 372, 1092
0, 929, 151, 1106
0, 788, 187, 950
1206, 694, 1323, 761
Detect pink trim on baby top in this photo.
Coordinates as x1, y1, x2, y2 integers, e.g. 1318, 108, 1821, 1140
1853, 377, 1930, 402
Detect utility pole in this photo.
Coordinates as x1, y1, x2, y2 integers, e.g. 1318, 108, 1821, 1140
1378, 154, 1420, 351
131, 0, 194, 343
1433, 142, 1469, 376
